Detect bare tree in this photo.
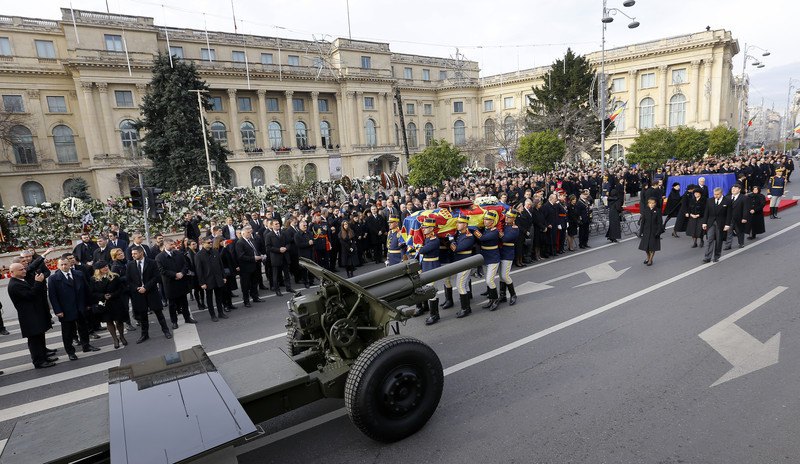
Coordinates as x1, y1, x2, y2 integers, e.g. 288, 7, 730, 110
477, 111, 527, 168
0, 110, 34, 162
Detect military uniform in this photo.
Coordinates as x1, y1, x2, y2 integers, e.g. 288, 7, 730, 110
414, 217, 442, 325
311, 217, 330, 270
439, 228, 455, 309
498, 211, 519, 305
475, 210, 501, 311
768, 169, 785, 218
386, 216, 406, 266
451, 217, 475, 318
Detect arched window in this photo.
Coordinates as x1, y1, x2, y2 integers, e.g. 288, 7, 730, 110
612, 101, 626, 133
503, 116, 516, 142
21, 181, 45, 206
295, 121, 308, 148
250, 166, 265, 187
424, 122, 434, 146
11, 125, 36, 164
268, 121, 283, 149
278, 164, 292, 184
669, 93, 687, 127
639, 98, 655, 129
365, 119, 377, 147
52, 125, 78, 163
210, 121, 227, 145
240, 121, 256, 150
320, 121, 332, 148
304, 163, 318, 182
609, 144, 625, 161
453, 120, 466, 145
407, 122, 418, 148
484, 119, 496, 142
120, 119, 139, 156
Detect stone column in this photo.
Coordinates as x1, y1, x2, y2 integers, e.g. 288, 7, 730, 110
345, 91, 358, 146
355, 91, 365, 146
377, 92, 390, 144
256, 89, 267, 148
25, 89, 47, 147
227, 89, 242, 151
310, 91, 320, 147
702, 59, 714, 125
95, 83, 116, 153
76, 81, 102, 157
335, 91, 349, 149
657, 65, 669, 127
627, 70, 637, 134
284, 90, 294, 147
384, 92, 394, 146
689, 60, 701, 126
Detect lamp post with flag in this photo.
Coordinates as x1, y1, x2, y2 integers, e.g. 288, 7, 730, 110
781, 78, 800, 155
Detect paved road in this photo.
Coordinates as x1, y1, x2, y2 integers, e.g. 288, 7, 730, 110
1, 197, 799, 463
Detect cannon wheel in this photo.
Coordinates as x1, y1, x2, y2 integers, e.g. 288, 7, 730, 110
344, 335, 443, 442
286, 326, 309, 356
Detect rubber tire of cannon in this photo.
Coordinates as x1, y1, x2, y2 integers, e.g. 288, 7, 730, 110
286, 326, 309, 356
344, 335, 444, 442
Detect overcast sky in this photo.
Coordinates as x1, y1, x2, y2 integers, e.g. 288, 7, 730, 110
7, 0, 799, 113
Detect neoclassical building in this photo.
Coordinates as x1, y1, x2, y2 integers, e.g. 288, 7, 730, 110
0, 8, 741, 206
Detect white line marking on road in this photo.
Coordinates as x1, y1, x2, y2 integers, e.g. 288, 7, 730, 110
0, 331, 62, 351
207, 333, 286, 356
0, 383, 107, 423
0, 439, 6, 457
0, 360, 120, 398
0, 348, 112, 376
173, 320, 202, 352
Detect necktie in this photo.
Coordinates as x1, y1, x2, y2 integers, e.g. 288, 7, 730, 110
138, 260, 143, 278
716, 200, 720, 206
66, 272, 73, 282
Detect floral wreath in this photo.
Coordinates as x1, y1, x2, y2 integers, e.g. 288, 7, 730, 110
59, 197, 87, 218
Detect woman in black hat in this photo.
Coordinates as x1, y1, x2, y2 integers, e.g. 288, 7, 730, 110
638, 197, 662, 266
664, 182, 682, 237
747, 185, 766, 239
89, 261, 127, 348
685, 188, 706, 248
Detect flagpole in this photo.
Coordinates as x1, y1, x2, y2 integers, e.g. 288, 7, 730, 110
69, 2, 80, 44
163, 4, 173, 68
204, 13, 213, 64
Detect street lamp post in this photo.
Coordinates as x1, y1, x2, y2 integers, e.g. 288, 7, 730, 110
735, 43, 770, 156
600, 0, 639, 175
189, 89, 215, 189
781, 78, 800, 154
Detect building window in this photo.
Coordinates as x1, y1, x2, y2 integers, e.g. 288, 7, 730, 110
484, 100, 494, 112
21, 181, 45, 206
232, 51, 246, 63
200, 48, 216, 62
238, 97, 252, 112
361, 56, 371, 69
640, 72, 655, 89
250, 166, 265, 187
672, 68, 687, 84
503, 116, 516, 142
503, 96, 514, 109
240, 121, 256, 150
295, 121, 309, 148
453, 101, 464, 113
210, 121, 227, 145
266, 98, 279, 112
304, 163, 317, 182
34, 40, 56, 58
261, 53, 273, 64
53, 124, 78, 163
120, 119, 139, 155
104, 34, 124, 52
439, 70, 447, 81
422, 69, 430, 81
292, 98, 305, 112
612, 77, 626, 93
169, 46, 183, 58
0, 37, 11, 56
11, 125, 36, 164
364, 96, 375, 110
612, 101, 625, 133
320, 120, 332, 147
403, 67, 413, 79
3, 95, 24, 113
669, 93, 687, 127
46, 96, 67, 113
318, 98, 329, 112
609, 144, 625, 161
209, 96, 223, 111
423, 104, 432, 115
365, 118, 377, 147
268, 121, 283, 149
453, 120, 466, 146
406, 103, 415, 115
407, 122, 418, 148
424, 122, 434, 146
484, 119, 496, 142
639, 97, 655, 129
114, 90, 134, 108
278, 164, 292, 183
287, 55, 300, 66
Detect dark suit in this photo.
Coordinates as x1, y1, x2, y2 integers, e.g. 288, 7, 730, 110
8, 277, 53, 367
108, 240, 128, 256
48, 270, 91, 355
125, 243, 152, 261
155, 250, 191, 324
725, 193, 750, 248
265, 228, 292, 291
72, 240, 98, 265
702, 196, 731, 261
235, 236, 262, 303
576, 199, 592, 248
92, 247, 112, 265
221, 224, 237, 240
195, 247, 226, 317
126, 258, 170, 335
294, 229, 315, 286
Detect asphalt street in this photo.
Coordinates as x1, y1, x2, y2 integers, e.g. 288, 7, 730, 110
1, 197, 799, 463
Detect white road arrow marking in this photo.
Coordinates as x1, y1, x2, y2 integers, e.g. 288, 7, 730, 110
699, 286, 786, 387
514, 260, 628, 295
513, 281, 554, 295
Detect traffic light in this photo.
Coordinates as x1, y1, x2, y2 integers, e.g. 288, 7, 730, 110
147, 187, 165, 220
130, 187, 144, 210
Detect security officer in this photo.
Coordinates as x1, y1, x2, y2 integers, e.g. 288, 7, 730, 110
311, 213, 331, 269
474, 210, 501, 311
768, 167, 785, 219
450, 216, 475, 318
413, 217, 441, 325
386, 216, 406, 266
498, 211, 518, 306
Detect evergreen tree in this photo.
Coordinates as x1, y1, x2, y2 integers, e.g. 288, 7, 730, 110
707, 126, 739, 156
63, 177, 92, 201
137, 53, 232, 190
516, 130, 566, 173
408, 139, 466, 188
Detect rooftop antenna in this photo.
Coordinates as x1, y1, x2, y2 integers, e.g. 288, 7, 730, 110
446, 48, 469, 87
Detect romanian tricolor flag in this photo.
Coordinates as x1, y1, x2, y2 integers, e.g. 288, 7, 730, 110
609, 102, 626, 122
400, 198, 509, 248
747, 117, 755, 127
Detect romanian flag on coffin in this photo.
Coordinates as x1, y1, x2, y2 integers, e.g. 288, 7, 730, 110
400, 197, 509, 247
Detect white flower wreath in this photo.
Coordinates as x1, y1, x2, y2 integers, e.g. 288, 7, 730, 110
59, 197, 87, 218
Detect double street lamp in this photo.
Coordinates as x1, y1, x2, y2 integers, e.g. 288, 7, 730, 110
781, 78, 800, 154
736, 43, 770, 155
599, 0, 639, 174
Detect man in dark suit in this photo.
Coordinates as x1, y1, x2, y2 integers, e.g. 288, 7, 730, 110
106, 230, 128, 257
195, 237, 229, 321
126, 246, 172, 343
577, 190, 593, 249
264, 219, 294, 296
72, 232, 98, 267
221, 217, 237, 240
182, 212, 204, 242
155, 238, 196, 329
701, 187, 731, 263
724, 182, 750, 250
517, 199, 534, 264
110, 223, 129, 243
125, 233, 152, 261
92, 236, 113, 265
48, 257, 100, 360
8, 262, 57, 368
282, 217, 300, 284
235, 225, 263, 307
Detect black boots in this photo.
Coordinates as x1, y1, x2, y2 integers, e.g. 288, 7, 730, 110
425, 298, 440, 325
482, 288, 501, 311
413, 300, 429, 317
508, 283, 517, 305
442, 287, 454, 309
498, 282, 507, 303
456, 294, 472, 318
136, 321, 149, 344
771, 207, 781, 219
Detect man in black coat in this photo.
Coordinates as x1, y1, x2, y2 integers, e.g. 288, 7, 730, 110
265, 219, 294, 296
724, 183, 750, 250
294, 220, 315, 287
282, 217, 300, 284
701, 187, 731, 263
155, 238, 196, 328
516, 200, 534, 264
72, 232, 98, 266
8, 263, 57, 368
106, 230, 128, 256
542, 194, 559, 258
125, 233, 152, 261
235, 225, 263, 307
182, 212, 204, 242
92, 236, 113, 265
126, 246, 172, 343
576, 190, 593, 249
48, 257, 100, 360
195, 237, 229, 321
110, 223, 129, 243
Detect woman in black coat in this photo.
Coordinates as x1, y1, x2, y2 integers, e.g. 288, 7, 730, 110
339, 220, 359, 277
685, 189, 706, 248
294, 220, 315, 287
109, 248, 134, 330
184, 240, 206, 310
747, 185, 767, 239
89, 261, 127, 348
606, 184, 624, 243
216, 236, 237, 310
673, 185, 694, 235
638, 197, 663, 266
566, 195, 579, 251
664, 182, 683, 237
532, 199, 548, 260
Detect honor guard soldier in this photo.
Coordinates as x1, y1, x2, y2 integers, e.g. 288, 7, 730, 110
473, 210, 501, 311
498, 211, 519, 305
450, 216, 475, 318
439, 224, 455, 310
413, 217, 442, 325
768, 168, 785, 219
311, 213, 331, 269
386, 216, 406, 266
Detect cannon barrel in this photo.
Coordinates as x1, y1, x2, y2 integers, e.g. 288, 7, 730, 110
348, 260, 421, 289
418, 255, 484, 286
